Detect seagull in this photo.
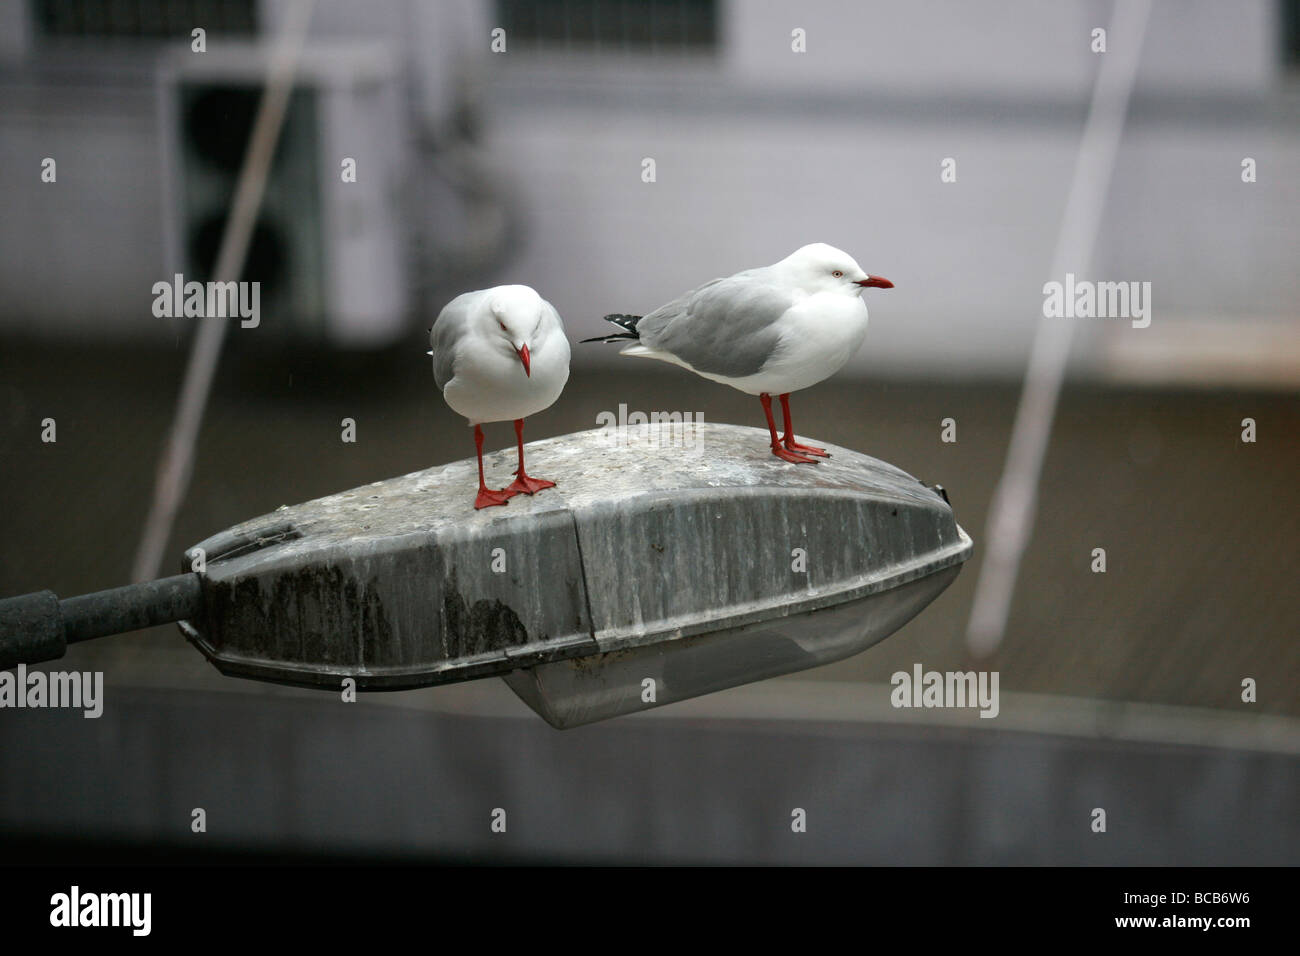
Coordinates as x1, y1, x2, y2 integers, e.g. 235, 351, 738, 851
429, 285, 571, 509
582, 243, 892, 463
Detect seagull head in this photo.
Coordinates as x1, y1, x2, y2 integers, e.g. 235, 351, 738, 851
485, 285, 545, 377
781, 243, 893, 296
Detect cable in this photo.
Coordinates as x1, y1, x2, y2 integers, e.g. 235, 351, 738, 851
966, 0, 1153, 656
131, 0, 315, 583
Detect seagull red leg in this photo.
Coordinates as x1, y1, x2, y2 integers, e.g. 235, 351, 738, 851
473, 424, 514, 509
778, 392, 829, 457
506, 418, 557, 496
760, 393, 816, 464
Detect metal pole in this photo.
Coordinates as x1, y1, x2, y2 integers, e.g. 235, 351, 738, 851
131, 0, 315, 583
966, 0, 1153, 657
0, 574, 203, 670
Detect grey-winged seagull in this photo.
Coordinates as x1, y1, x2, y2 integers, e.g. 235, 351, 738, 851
583, 243, 892, 463
430, 285, 571, 508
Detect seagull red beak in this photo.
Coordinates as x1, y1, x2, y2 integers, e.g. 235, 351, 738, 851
856, 276, 894, 289
517, 343, 531, 377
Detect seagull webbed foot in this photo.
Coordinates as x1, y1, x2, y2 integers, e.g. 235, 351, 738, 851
770, 444, 819, 465
506, 473, 556, 496
782, 435, 829, 457
474, 487, 516, 509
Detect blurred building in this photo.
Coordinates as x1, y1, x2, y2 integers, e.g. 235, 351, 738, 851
0, 0, 1295, 377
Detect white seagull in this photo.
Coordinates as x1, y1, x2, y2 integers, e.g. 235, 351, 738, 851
583, 243, 892, 463
430, 285, 571, 508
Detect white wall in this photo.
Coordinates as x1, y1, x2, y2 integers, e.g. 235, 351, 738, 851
475, 0, 1298, 377
724, 0, 1277, 96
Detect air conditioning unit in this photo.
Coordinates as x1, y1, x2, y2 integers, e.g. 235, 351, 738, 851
159, 41, 411, 348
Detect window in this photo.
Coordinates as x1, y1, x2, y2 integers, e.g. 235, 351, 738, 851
31, 0, 256, 40
496, 0, 718, 52
1284, 0, 1300, 68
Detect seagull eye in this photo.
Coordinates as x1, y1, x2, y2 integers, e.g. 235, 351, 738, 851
832, 270, 844, 278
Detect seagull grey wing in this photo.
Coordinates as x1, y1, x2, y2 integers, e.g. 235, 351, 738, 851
638, 276, 793, 378
429, 295, 472, 390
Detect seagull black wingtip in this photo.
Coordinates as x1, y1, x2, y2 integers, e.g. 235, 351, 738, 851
582, 313, 643, 344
